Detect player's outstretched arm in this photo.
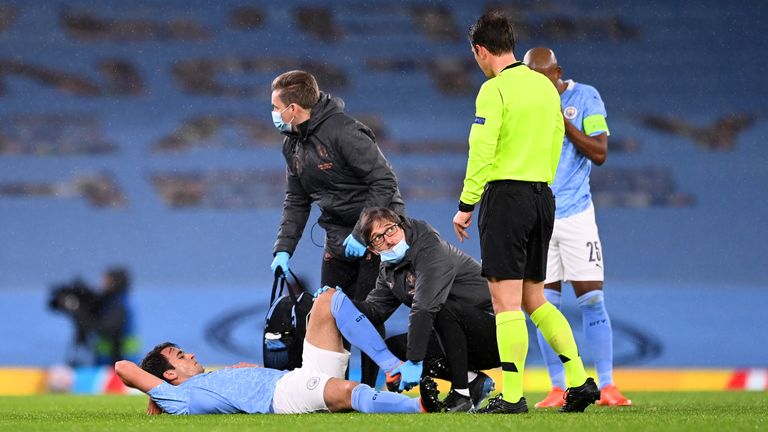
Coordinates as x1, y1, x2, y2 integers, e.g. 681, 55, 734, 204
114, 360, 164, 393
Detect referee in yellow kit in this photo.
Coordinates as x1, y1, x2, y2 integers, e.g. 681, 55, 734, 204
452, 10, 599, 414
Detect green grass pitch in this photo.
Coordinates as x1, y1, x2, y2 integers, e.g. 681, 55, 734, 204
1, 392, 765, 432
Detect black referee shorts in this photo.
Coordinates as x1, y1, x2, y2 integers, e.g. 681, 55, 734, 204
478, 180, 555, 281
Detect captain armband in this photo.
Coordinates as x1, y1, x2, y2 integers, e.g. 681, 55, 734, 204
583, 114, 609, 136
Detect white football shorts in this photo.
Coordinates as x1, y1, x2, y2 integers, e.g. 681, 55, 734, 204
545, 203, 605, 283
271, 340, 350, 414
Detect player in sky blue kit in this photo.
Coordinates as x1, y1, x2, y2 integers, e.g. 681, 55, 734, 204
114, 288, 442, 415
523, 47, 631, 407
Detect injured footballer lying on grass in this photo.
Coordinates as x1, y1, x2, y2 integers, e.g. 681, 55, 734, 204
115, 287, 443, 415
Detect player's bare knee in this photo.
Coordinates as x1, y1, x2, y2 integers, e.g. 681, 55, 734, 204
317, 287, 337, 305
572, 282, 603, 297
311, 289, 335, 318
544, 281, 562, 291
323, 378, 355, 412
340, 381, 357, 407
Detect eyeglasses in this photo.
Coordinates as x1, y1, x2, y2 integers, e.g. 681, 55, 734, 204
368, 223, 401, 248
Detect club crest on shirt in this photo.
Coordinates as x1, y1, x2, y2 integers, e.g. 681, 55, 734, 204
405, 271, 416, 287
406, 271, 416, 295
307, 376, 321, 390
563, 106, 578, 120
315, 143, 328, 158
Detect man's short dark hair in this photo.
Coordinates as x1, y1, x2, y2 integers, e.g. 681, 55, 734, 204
359, 207, 405, 245
139, 342, 177, 381
468, 10, 516, 56
271, 70, 320, 109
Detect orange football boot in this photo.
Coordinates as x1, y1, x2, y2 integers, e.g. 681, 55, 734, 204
385, 371, 402, 393
534, 387, 565, 408
597, 384, 632, 406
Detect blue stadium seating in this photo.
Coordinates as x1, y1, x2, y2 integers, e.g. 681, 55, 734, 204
1, 0, 766, 366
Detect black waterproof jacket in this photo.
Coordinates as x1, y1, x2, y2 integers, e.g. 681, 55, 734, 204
354, 219, 493, 362
273, 93, 405, 259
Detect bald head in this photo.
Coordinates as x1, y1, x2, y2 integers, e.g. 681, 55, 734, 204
524, 48, 558, 70
523, 47, 564, 93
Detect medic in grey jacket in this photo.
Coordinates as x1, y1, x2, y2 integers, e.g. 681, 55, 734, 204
355, 217, 493, 363
272, 91, 405, 261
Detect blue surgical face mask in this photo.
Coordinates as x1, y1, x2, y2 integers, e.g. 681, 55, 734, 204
272, 105, 294, 132
379, 238, 409, 264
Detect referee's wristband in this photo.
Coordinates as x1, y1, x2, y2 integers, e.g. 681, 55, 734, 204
458, 201, 475, 212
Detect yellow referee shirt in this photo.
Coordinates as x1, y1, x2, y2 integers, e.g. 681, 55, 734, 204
459, 62, 564, 207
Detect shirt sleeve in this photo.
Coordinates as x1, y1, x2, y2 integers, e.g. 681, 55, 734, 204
460, 82, 503, 206
355, 268, 402, 325
406, 237, 456, 361
551, 108, 565, 181
335, 120, 399, 210
147, 382, 190, 415
583, 114, 608, 136
582, 87, 609, 136
274, 167, 312, 255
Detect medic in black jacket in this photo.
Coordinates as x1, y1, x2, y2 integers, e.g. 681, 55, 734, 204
354, 207, 501, 412
268, 70, 405, 386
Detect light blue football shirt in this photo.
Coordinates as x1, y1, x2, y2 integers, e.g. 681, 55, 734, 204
551, 80, 609, 218
147, 367, 288, 415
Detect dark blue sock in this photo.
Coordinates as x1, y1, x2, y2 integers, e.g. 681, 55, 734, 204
331, 290, 401, 372
351, 384, 422, 413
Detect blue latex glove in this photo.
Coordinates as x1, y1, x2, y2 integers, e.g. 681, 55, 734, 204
343, 234, 367, 258
270, 251, 290, 276
312, 285, 342, 298
389, 360, 423, 391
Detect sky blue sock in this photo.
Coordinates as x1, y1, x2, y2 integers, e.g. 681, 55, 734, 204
351, 384, 422, 413
577, 290, 613, 388
331, 290, 401, 372
536, 289, 566, 389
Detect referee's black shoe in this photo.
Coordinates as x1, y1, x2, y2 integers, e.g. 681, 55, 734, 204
474, 394, 528, 414
559, 377, 600, 413
418, 377, 444, 413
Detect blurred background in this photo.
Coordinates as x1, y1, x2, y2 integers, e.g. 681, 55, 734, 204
1, 0, 766, 393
